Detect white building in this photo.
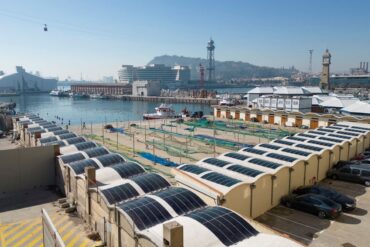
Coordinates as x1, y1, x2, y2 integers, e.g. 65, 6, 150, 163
132, 80, 160, 96
118, 65, 135, 84
257, 96, 312, 113
0, 66, 57, 93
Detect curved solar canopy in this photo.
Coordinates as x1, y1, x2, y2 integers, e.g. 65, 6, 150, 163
58, 133, 77, 139
52, 129, 69, 135
65, 137, 86, 145
69, 159, 99, 175
101, 183, 139, 205
179, 164, 209, 175
118, 197, 172, 230
130, 173, 170, 193
74, 142, 97, 151
95, 153, 125, 167
60, 153, 86, 164
153, 187, 206, 215
201, 172, 241, 187
185, 206, 259, 246
110, 162, 145, 178
40, 136, 58, 144
84, 147, 109, 158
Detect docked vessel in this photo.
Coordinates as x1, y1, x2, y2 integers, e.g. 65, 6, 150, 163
143, 104, 179, 120
219, 97, 236, 106
49, 89, 69, 97
90, 93, 108, 99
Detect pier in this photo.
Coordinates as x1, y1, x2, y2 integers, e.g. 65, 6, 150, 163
117, 95, 218, 105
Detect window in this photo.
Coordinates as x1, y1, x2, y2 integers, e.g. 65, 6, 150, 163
352, 169, 360, 175
361, 170, 370, 177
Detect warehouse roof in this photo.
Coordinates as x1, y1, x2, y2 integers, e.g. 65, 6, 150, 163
340, 101, 370, 116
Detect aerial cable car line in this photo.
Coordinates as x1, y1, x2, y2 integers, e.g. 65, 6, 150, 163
0, 9, 120, 38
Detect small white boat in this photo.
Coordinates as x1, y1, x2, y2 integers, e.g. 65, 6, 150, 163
219, 98, 236, 106
49, 89, 69, 97
90, 93, 108, 99
143, 104, 179, 120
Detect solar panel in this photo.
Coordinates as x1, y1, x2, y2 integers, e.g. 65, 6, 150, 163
282, 148, 311, 157
224, 152, 249, 161
308, 131, 326, 136
287, 136, 306, 142
296, 143, 323, 152
101, 183, 139, 205
52, 130, 69, 135
248, 158, 281, 169
60, 153, 86, 164
274, 139, 294, 146
186, 207, 259, 246
85, 147, 109, 158
58, 133, 77, 139
95, 153, 125, 167
267, 153, 297, 162
201, 172, 241, 187
259, 143, 281, 150
154, 187, 206, 215
242, 148, 266, 155
45, 126, 62, 132
69, 159, 99, 175
345, 128, 366, 133
307, 140, 333, 147
328, 134, 351, 140
118, 197, 172, 230
337, 131, 359, 137
227, 164, 263, 177
351, 126, 370, 131
317, 128, 334, 133
297, 133, 317, 139
334, 124, 349, 127
203, 158, 231, 167
74, 142, 97, 151
110, 162, 145, 178
65, 137, 86, 144
179, 165, 209, 175
131, 173, 170, 193
318, 136, 342, 143
44, 140, 66, 147
326, 126, 343, 130
40, 136, 58, 144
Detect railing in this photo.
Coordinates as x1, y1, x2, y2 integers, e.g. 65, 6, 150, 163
41, 208, 65, 247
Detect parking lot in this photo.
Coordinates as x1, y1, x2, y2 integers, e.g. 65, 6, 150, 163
256, 179, 369, 246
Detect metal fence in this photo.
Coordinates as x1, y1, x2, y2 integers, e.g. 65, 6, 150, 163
41, 208, 65, 247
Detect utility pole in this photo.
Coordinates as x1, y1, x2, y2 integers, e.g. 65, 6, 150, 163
132, 133, 135, 156
309, 49, 314, 75
213, 115, 216, 157
152, 139, 156, 165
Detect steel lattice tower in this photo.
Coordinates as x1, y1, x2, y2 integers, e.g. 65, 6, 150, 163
207, 39, 215, 81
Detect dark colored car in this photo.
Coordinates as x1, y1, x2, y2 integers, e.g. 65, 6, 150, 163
281, 193, 342, 219
327, 164, 370, 186
293, 185, 356, 211
191, 111, 203, 118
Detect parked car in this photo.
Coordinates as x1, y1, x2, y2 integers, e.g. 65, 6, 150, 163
300, 125, 309, 129
327, 164, 370, 186
281, 193, 342, 218
359, 158, 370, 165
191, 111, 203, 118
293, 185, 356, 211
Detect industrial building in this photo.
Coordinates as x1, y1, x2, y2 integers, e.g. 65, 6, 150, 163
70, 83, 132, 96
172, 121, 370, 221
0, 66, 57, 94
256, 96, 312, 113
11, 113, 300, 247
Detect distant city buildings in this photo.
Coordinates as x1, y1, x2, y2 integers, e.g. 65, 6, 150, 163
117, 64, 190, 86
0, 66, 57, 94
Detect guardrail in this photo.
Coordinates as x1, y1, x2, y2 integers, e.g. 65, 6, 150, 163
41, 208, 65, 247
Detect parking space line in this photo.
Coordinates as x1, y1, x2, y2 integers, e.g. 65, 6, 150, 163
265, 211, 323, 231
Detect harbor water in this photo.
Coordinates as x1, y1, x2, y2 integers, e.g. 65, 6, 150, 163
1, 94, 212, 125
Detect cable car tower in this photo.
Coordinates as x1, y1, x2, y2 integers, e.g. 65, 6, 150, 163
207, 39, 215, 82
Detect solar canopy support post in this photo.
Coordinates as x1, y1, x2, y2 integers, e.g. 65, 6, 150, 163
303, 161, 308, 186
249, 183, 256, 218
213, 115, 216, 158
132, 133, 135, 157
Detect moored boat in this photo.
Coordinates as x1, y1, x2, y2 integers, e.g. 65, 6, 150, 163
143, 104, 180, 120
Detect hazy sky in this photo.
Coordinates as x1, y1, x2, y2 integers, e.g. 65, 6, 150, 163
1, 0, 369, 80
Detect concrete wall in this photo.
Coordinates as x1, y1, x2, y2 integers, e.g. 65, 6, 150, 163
0, 145, 57, 193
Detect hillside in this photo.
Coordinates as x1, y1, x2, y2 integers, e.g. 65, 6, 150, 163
148, 55, 298, 80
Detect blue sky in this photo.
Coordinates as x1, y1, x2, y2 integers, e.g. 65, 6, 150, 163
1, 0, 369, 80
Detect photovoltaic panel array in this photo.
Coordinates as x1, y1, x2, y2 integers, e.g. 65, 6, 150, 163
110, 162, 145, 178
118, 197, 172, 230
153, 187, 206, 215
259, 143, 281, 150
337, 131, 359, 137
58, 133, 77, 139
74, 142, 97, 151
46, 126, 63, 132
224, 152, 249, 161
65, 137, 86, 144
130, 173, 170, 193
203, 158, 230, 167
60, 153, 86, 164
40, 136, 58, 144
345, 128, 365, 133
282, 148, 311, 157
52, 130, 69, 135
267, 153, 297, 162
242, 148, 266, 155
248, 158, 281, 169
227, 164, 263, 177
351, 126, 370, 131
85, 147, 109, 158
96, 153, 125, 167
69, 159, 99, 175
307, 140, 333, 147
287, 136, 306, 142
316, 128, 334, 133
296, 143, 323, 152
328, 134, 351, 140
274, 139, 294, 146
186, 207, 259, 246
46, 140, 66, 147
201, 172, 241, 187
297, 133, 317, 139
101, 183, 139, 205
318, 136, 342, 143
179, 165, 209, 175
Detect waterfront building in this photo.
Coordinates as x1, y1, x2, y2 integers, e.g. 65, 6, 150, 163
173, 65, 191, 82
0, 66, 57, 94
118, 65, 135, 84
320, 49, 331, 90
256, 96, 312, 113
71, 83, 132, 95
132, 80, 160, 96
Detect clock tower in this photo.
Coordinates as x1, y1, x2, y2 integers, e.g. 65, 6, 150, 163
320, 49, 331, 90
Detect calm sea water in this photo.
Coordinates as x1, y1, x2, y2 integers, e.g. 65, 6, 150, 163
1, 94, 212, 125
